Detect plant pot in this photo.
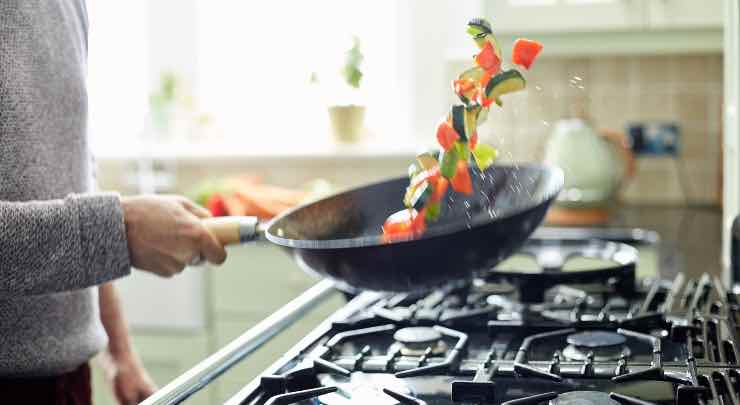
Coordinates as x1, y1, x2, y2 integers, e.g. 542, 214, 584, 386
328, 105, 365, 143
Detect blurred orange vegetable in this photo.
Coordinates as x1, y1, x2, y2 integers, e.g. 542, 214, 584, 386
199, 176, 310, 219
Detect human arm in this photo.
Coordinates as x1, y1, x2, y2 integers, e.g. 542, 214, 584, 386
0, 193, 227, 298
98, 282, 156, 405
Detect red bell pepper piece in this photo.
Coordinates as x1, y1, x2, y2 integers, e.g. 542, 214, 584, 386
477, 92, 494, 108
453, 78, 480, 104
512, 38, 543, 70
450, 161, 473, 195
382, 209, 413, 240
453, 78, 475, 96
206, 193, 227, 217
410, 166, 440, 189
480, 70, 494, 89
469, 131, 479, 150
436, 121, 460, 151
411, 208, 427, 234
431, 177, 449, 202
475, 42, 501, 74
382, 208, 426, 242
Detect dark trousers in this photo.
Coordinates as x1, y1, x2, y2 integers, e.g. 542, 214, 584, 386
0, 363, 92, 405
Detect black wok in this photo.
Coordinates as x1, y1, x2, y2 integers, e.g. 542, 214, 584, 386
204, 164, 563, 292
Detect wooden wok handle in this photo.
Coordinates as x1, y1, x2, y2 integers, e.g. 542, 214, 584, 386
202, 216, 261, 246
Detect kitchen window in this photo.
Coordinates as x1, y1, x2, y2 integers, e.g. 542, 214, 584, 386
88, 1, 409, 158
194, 1, 407, 155
87, 1, 150, 158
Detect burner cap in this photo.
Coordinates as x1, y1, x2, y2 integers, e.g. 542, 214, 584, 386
562, 344, 631, 362
566, 331, 626, 348
392, 327, 447, 356
394, 327, 442, 345
551, 391, 619, 405
473, 279, 516, 295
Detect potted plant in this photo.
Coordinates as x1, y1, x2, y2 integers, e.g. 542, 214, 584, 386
148, 71, 212, 142
314, 36, 366, 144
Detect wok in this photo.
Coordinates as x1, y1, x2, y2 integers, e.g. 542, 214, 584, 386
203, 164, 564, 292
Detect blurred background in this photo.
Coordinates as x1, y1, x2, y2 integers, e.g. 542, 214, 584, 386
84, 1, 725, 403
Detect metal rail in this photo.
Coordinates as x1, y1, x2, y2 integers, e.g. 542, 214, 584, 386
141, 279, 338, 405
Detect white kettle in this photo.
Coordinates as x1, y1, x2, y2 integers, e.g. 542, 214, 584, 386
544, 118, 634, 223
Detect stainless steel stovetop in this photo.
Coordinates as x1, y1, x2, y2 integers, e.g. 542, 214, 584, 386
222, 229, 738, 405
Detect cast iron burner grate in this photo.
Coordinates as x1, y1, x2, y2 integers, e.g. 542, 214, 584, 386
237, 233, 740, 405
484, 238, 638, 303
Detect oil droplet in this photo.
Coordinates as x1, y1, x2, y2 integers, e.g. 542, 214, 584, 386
542, 120, 550, 127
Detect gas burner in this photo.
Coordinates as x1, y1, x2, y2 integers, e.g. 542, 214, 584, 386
484, 239, 638, 303
231, 228, 740, 405
550, 391, 618, 405
391, 327, 448, 356
567, 331, 626, 348
562, 331, 631, 362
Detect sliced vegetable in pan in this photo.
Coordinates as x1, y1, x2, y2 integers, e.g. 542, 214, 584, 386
382, 17, 542, 241
382, 208, 426, 242
512, 38, 543, 70
436, 120, 459, 151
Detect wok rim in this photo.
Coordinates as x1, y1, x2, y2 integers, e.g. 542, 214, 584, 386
265, 163, 564, 250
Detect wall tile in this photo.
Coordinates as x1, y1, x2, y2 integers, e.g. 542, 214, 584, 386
674, 90, 709, 124
673, 54, 712, 84
628, 90, 676, 121
589, 88, 630, 131
706, 54, 724, 84
446, 53, 722, 205
637, 55, 675, 85
681, 158, 720, 204
681, 128, 713, 161
564, 58, 591, 84
590, 57, 630, 89
527, 58, 567, 87
622, 157, 684, 204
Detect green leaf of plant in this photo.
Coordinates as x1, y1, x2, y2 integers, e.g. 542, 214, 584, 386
343, 36, 363, 88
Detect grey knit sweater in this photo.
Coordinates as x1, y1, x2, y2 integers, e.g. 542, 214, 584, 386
0, 0, 131, 376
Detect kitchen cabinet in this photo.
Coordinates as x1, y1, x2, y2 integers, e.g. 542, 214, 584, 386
486, 0, 646, 33
647, 0, 724, 29
484, 0, 723, 33
439, 0, 724, 57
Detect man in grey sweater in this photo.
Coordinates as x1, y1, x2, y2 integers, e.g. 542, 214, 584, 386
1, 1, 228, 404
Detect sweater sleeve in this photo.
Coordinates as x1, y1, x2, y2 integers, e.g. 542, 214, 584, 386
0, 192, 131, 298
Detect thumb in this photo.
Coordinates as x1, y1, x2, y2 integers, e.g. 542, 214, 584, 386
180, 198, 212, 219
198, 225, 228, 265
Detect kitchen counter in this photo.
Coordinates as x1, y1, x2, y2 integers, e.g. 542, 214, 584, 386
596, 204, 723, 282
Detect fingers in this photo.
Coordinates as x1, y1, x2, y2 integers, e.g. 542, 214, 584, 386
156, 254, 187, 277
138, 384, 157, 403
115, 385, 140, 405
179, 197, 212, 219
198, 225, 228, 265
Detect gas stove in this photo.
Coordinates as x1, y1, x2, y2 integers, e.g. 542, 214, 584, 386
215, 230, 740, 405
